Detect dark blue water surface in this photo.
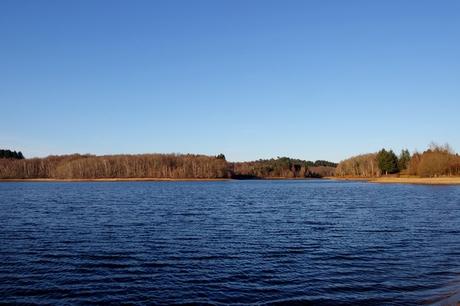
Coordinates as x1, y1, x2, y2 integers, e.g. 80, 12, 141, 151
1, 180, 460, 305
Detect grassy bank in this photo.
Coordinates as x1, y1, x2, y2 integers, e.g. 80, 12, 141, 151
328, 176, 460, 185
370, 176, 460, 185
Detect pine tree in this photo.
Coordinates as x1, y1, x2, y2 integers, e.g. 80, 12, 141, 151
216, 154, 226, 160
398, 149, 410, 170
0, 149, 26, 159
377, 149, 399, 175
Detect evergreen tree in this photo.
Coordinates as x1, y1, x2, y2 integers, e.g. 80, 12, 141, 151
0, 149, 25, 159
314, 160, 338, 167
377, 149, 399, 175
398, 149, 410, 170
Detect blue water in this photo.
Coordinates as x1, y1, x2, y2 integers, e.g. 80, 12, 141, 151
0, 180, 460, 305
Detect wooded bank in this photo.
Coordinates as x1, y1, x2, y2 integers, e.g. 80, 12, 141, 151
336, 143, 460, 178
0, 153, 336, 180
2, 142, 458, 181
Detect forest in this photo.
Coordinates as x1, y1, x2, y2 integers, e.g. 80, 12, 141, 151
2, 143, 458, 180
231, 158, 336, 179
336, 143, 460, 178
0, 153, 228, 179
0, 150, 337, 180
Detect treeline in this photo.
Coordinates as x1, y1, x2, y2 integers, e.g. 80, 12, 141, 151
0, 149, 24, 160
336, 143, 460, 178
231, 157, 337, 179
0, 153, 338, 180
0, 154, 228, 179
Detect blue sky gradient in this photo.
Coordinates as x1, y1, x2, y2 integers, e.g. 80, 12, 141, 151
1, 0, 459, 161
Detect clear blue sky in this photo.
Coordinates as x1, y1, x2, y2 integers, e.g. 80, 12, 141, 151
1, 0, 459, 162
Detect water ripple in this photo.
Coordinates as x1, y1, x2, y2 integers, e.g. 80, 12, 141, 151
0, 180, 459, 305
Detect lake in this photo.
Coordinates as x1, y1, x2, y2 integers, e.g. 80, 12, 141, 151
0, 180, 459, 305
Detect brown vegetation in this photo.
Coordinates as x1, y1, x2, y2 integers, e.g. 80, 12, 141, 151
335, 153, 380, 177
0, 154, 229, 179
307, 166, 336, 177
0, 154, 337, 180
407, 144, 460, 177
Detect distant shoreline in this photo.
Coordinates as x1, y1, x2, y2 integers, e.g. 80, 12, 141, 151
2, 177, 460, 185
0, 178, 231, 182
328, 176, 460, 185
0, 177, 316, 182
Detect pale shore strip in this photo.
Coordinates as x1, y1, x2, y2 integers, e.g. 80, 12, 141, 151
371, 177, 460, 185
0, 178, 230, 183
2, 177, 460, 185
327, 176, 460, 185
